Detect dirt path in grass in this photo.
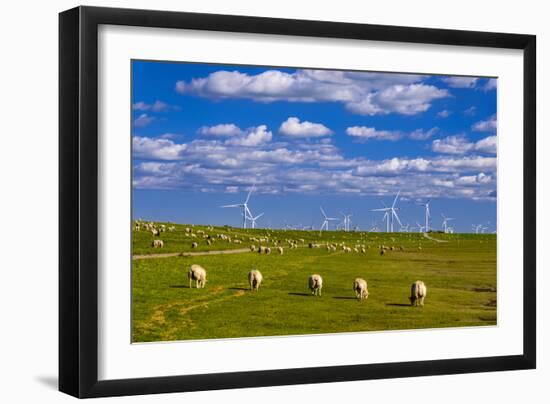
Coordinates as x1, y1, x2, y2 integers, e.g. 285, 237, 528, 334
133, 247, 253, 260
422, 232, 448, 243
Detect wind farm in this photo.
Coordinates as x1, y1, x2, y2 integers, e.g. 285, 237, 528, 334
132, 185, 496, 343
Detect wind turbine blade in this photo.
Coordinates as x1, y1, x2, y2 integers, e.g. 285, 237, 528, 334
320, 206, 327, 218
371, 208, 388, 212
255, 213, 264, 220
221, 204, 241, 208
392, 190, 401, 208
393, 210, 403, 226
244, 184, 255, 204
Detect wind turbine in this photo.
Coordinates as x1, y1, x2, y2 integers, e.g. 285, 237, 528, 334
417, 199, 431, 232
221, 184, 255, 228
247, 212, 264, 229
416, 221, 426, 233
319, 207, 339, 234
371, 191, 402, 232
441, 213, 455, 233
340, 212, 353, 232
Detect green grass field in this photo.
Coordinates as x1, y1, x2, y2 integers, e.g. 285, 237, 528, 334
132, 223, 496, 343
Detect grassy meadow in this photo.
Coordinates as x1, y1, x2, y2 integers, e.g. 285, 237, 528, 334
132, 223, 497, 343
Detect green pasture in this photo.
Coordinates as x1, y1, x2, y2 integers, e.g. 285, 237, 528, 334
132, 224, 497, 342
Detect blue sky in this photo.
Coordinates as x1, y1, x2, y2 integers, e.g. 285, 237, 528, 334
132, 60, 497, 233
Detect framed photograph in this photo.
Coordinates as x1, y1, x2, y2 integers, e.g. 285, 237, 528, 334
59, 6, 536, 398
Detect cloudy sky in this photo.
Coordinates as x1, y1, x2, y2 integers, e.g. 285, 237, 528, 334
132, 60, 497, 232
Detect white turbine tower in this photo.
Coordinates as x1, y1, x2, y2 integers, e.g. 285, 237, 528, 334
319, 207, 338, 234
417, 200, 431, 232
371, 191, 402, 232
441, 213, 455, 233
221, 184, 255, 228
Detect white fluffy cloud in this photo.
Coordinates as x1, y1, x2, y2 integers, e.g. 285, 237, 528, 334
457, 172, 492, 185
198, 123, 243, 137
432, 135, 474, 154
133, 113, 154, 128
437, 110, 451, 118
472, 114, 497, 132
346, 126, 437, 141
225, 125, 272, 147
132, 100, 177, 112
176, 69, 449, 116
345, 84, 449, 115
346, 126, 401, 141
409, 127, 439, 140
279, 117, 332, 138
133, 133, 496, 199
483, 78, 497, 91
441, 77, 478, 88
474, 135, 497, 154
133, 136, 187, 160
432, 134, 497, 155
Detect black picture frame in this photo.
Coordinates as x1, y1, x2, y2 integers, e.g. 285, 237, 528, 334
59, 5, 536, 398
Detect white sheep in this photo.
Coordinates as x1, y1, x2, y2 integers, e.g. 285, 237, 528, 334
410, 280, 427, 306
308, 274, 323, 296
248, 269, 263, 291
188, 264, 206, 288
191, 242, 198, 248
353, 278, 369, 300
277, 246, 284, 255
265, 247, 271, 255
151, 239, 164, 248
250, 245, 256, 252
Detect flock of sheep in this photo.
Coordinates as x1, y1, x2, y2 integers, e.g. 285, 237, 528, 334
137, 220, 428, 306
188, 263, 427, 306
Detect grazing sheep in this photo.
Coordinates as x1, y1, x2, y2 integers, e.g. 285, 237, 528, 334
151, 239, 164, 248
250, 245, 256, 252
191, 242, 198, 248
361, 247, 366, 253
265, 247, 271, 255
206, 240, 212, 245
277, 246, 284, 255
258, 246, 266, 254
353, 278, 369, 300
380, 249, 385, 256
409, 280, 427, 306
248, 269, 263, 291
188, 264, 206, 288
308, 274, 323, 296
151, 228, 160, 237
